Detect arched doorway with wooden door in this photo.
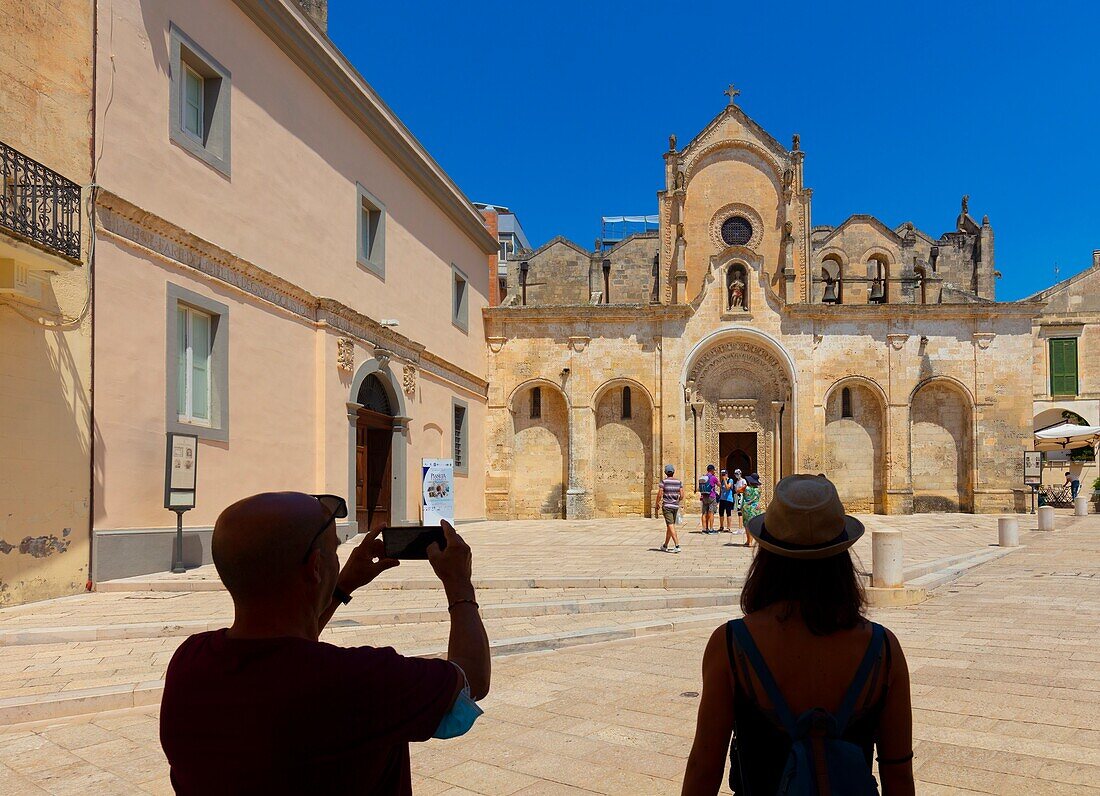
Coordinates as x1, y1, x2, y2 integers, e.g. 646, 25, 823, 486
347, 361, 407, 536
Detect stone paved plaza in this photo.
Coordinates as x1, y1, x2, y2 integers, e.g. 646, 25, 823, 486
0, 512, 1097, 794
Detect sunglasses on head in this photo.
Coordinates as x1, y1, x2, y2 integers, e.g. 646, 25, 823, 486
301, 494, 348, 563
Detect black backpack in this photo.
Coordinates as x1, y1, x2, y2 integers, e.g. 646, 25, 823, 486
727, 619, 884, 795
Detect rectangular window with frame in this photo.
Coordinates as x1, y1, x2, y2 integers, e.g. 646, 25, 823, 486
452, 400, 468, 475
1049, 337, 1079, 396
167, 284, 229, 442
356, 183, 386, 277
451, 264, 469, 331
169, 24, 231, 176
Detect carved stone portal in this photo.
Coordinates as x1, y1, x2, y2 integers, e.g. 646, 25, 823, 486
686, 340, 792, 496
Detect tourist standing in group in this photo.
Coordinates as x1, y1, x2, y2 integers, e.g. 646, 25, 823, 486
681, 475, 915, 795
656, 464, 683, 554
732, 469, 747, 537
740, 474, 762, 548
699, 464, 719, 534
718, 469, 735, 533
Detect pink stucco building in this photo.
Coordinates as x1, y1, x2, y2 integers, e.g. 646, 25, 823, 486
91, 0, 497, 579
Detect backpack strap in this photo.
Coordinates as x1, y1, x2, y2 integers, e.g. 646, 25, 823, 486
728, 619, 798, 736
833, 622, 886, 732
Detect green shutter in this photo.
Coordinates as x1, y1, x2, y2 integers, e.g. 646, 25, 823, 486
1049, 338, 1078, 396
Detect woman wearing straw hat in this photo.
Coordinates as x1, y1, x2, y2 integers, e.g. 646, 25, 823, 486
682, 475, 915, 795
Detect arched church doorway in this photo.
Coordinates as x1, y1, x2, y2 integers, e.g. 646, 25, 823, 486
355, 374, 394, 532
684, 333, 794, 497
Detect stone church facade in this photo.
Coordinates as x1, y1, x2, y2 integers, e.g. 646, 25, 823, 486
484, 97, 1038, 519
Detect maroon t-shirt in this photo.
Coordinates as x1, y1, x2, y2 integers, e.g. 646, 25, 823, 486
160, 629, 459, 795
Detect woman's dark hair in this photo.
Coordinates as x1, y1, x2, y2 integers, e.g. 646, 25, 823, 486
740, 547, 866, 635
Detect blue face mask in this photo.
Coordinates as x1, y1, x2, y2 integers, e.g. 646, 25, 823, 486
433, 666, 484, 739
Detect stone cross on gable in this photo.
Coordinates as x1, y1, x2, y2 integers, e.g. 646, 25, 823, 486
724, 84, 740, 105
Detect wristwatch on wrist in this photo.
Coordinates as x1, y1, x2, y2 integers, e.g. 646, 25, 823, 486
333, 585, 353, 605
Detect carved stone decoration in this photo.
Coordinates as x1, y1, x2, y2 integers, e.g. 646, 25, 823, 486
669, 133, 677, 152
973, 332, 995, 350
336, 337, 355, 372
568, 335, 590, 352
373, 346, 393, 368
792, 133, 800, 151
487, 336, 507, 353
886, 333, 909, 351
675, 170, 685, 191
402, 364, 417, 396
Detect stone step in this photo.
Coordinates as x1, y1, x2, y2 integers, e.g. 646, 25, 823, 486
0, 591, 743, 646
0, 610, 738, 727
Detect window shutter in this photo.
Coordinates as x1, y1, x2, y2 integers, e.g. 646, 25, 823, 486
191, 312, 212, 420
177, 308, 188, 416
1050, 338, 1079, 396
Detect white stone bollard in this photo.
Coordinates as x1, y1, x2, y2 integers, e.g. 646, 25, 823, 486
997, 517, 1019, 547
1075, 495, 1089, 517
1037, 505, 1055, 531
871, 530, 904, 589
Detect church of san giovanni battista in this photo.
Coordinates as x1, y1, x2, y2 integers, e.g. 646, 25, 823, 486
483, 94, 1042, 519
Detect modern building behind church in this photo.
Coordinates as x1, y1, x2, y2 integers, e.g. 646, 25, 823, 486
484, 93, 1096, 520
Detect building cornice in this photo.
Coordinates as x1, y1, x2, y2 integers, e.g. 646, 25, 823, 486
484, 303, 692, 323
95, 189, 488, 397
230, 0, 498, 256
786, 301, 1043, 321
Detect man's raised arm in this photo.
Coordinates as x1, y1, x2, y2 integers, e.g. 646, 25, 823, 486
428, 522, 490, 700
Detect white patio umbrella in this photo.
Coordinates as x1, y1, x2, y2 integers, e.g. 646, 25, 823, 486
1033, 422, 1100, 452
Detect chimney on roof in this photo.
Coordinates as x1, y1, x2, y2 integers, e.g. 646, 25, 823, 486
296, 0, 327, 33
1093, 250, 1100, 269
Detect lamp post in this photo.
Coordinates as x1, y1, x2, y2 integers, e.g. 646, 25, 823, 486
520, 260, 529, 306
602, 258, 611, 304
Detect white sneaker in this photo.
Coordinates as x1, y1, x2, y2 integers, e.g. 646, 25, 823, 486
671, 545, 681, 553
659, 544, 668, 552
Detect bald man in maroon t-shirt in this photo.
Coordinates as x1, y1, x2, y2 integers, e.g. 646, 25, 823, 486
160, 493, 489, 794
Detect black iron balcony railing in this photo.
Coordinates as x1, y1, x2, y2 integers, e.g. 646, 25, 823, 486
0, 140, 82, 262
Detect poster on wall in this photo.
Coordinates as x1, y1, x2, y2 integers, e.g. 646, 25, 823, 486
164, 432, 199, 509
422, 458, 454, 526
1023, 451, 1042, 485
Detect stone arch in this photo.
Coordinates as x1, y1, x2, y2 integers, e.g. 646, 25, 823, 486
347, 357, 408, 534
865, 252, 890, 303
820, 254, 844, 304
592, 379, 655, 517
681, 328, 797, 492
685, 140, 785, 185
509, 381, 569, 518
910, 377, 974, 512
823, 376, 887, 514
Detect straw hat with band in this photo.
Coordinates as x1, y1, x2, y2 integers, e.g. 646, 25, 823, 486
746, 474, 864, 559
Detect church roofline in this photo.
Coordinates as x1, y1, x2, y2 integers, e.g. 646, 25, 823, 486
519, 235, 591, 260
818, 215, 904, 246
675, 103, 791, 163
1020, 261, 1100, 303
484, 302, 692, 322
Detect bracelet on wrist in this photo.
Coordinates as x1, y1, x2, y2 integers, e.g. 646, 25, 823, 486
448, 598, 479, 611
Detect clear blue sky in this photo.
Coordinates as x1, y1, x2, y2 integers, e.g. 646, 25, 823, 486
329, 0, 1099, 300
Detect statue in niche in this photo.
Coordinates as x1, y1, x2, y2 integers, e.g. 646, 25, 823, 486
727, 266, 747, 310
782, 167, 794, 192
783, 220, 794, 240
669, 134, 677, 152
675, 170, 685, 190
676, 222, 685, 241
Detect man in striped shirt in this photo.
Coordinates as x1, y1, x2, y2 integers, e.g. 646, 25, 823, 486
655, 464, 683, 553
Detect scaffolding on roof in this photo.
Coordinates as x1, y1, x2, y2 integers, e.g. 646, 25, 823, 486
597, 215, 658, 251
